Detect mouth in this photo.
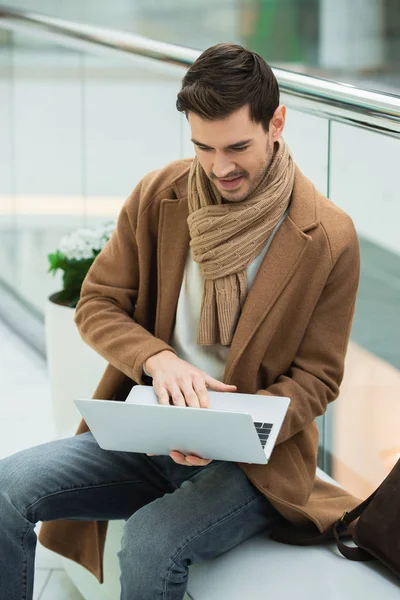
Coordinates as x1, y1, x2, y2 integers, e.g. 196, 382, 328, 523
217, 175, 244, 191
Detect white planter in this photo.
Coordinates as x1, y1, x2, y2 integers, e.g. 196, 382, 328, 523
45, 293, 107, 439
45, 294, 123, 599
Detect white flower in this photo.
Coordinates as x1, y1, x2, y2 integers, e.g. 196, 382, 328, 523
58, 222, 116, 261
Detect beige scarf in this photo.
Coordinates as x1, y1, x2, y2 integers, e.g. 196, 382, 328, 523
187, 137, 295, 346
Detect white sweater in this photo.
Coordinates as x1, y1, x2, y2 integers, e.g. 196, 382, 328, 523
169, 210, 288, 381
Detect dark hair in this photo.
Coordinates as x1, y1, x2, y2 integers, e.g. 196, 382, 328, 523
176, 43, 279, 132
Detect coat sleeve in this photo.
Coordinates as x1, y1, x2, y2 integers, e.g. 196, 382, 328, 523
74, 180, 176, 385
258, 226, 360, 445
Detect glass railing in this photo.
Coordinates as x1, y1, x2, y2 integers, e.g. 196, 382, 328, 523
0, 7, 399, 497
3, 0, 400, 96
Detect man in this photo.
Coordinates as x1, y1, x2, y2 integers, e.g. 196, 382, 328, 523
0, 44, 360, 600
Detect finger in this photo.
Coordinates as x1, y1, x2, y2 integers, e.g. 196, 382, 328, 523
186, 455, 213, 466
153, 384, 170, 406
170, 451, 211, 467
170, 451, 192, 466
167, 385, 186, 407
205, 377, 237, 392
192, 376, 210, 408
179, 381, 201, 408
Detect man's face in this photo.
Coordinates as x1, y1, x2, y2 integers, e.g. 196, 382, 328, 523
188, 104, 286, 202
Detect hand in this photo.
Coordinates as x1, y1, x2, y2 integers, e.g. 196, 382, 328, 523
147, 451, 212, 467
144, 350, 237, 408
169, 451, 212, 466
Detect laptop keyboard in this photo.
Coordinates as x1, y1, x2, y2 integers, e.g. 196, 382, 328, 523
253, 422, 273, 448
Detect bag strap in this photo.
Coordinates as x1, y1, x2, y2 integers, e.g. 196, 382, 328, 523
335, 460, 400, 561
270, 486, 378, 560
273, 461, 400, 559
331, 490, 378, 562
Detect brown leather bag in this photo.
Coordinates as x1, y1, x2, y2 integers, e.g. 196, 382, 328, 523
332, 458, 400, 578
270, 459, 400, 579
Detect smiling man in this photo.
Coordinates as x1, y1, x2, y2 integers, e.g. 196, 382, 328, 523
189, 105, 283, 199
0, 44, 361, 600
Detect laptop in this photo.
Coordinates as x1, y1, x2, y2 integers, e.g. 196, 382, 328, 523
74, 386, 290, 465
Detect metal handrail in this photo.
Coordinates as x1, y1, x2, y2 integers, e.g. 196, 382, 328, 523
1, 5, 400, 133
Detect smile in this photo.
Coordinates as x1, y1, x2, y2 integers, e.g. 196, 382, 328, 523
218, 176, 244, 190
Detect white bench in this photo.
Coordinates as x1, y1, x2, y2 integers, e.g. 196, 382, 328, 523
60, 467, 400, 599
187, 528, 400, 599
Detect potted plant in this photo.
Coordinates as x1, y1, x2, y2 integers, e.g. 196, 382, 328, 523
48, 221, 116, 307
45, 222, 115, 438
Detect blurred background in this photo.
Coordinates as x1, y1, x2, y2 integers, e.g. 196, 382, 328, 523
4, 0, 400, 90
0, 3, 400, 596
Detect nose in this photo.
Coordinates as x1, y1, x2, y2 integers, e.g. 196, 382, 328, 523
212, 153, 237, 179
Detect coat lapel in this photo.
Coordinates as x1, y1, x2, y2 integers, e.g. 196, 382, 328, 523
224, 168, 319, 383
155, 196, 190, 342
224, 217, 311, 382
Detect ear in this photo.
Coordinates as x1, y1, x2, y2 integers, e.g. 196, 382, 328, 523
270, 105, 286, 141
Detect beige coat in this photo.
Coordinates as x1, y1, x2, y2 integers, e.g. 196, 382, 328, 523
39, 159, 361, 582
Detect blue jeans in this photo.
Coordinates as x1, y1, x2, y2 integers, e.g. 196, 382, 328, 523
0, 431, 281, 600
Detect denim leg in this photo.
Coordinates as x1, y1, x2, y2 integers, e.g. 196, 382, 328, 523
0, 432, 176, 600
119, 460, 281, 600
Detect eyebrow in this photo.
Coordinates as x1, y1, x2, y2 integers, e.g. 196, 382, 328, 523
191, 138, 253, 150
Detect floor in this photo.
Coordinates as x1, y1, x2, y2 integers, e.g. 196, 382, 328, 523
0, 318, 84, 600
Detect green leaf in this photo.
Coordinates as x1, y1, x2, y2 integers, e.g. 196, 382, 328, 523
59, 258, 94, 305
47, 250, 68, 274
47, 239, 101, 308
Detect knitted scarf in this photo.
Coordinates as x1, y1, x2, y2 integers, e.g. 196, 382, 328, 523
187, 137, 295, 346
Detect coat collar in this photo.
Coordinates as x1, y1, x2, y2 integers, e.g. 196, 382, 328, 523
289, 166, 319, 232
155, 163, 319, 380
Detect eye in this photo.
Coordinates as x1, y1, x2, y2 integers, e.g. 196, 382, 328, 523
196, 145, 212, 152
232, 146, 248, 152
